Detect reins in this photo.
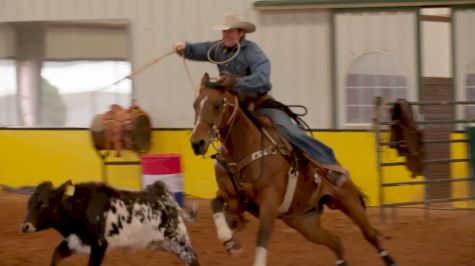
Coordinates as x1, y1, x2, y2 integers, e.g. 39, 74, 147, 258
208, 96, 238, 153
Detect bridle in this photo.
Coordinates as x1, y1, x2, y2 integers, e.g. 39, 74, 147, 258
198, 93, 239, 152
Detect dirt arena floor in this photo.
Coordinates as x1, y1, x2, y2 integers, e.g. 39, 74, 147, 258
1, 190, 474, 266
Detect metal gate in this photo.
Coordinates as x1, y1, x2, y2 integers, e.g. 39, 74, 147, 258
373, 96, 475, 222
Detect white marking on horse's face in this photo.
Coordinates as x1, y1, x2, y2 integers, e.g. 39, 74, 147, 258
192, 95, 209, 135
67, 234, 91, 254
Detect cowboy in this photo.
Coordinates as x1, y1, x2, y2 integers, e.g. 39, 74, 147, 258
173, 13, 347, 178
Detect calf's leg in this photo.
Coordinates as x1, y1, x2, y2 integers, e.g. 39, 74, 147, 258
166, 239, 200, 266
50, 240, 73, 266
88, 244, 107, 266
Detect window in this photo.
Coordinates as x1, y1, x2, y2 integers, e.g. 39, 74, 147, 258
41, 61, 131, 127
465, 63, 475, 119
0, 20, 130, 128
345, 52, 408, 124
0, 60, 17, 126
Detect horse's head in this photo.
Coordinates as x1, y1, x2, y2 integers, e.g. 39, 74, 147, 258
190, 72, 239, 155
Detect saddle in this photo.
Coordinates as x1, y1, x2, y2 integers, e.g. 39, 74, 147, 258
249, 98, 349, 186
251, 110, 349, 212
253, 114, 294, 158
90, 104, 152, 157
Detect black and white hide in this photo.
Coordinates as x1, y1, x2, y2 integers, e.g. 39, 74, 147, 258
20, 180, 199, 266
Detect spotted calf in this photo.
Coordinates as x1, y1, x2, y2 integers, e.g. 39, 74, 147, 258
21, 180, 199, 266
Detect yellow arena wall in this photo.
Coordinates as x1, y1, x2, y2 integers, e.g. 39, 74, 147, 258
450, 132, 475, 208
0, 129, 471, 207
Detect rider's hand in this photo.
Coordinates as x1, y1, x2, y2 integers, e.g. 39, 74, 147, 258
219, 71, 237, 89
172, 41, 187, 53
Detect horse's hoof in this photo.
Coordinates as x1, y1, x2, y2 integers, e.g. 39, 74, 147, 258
381, 254, 397, 266
223, 238, 243, 256
336, 259, 347, 266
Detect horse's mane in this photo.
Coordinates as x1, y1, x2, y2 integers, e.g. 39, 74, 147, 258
205, 80, 227, 90
240, 104, 264, 129
204, 80, 264, 129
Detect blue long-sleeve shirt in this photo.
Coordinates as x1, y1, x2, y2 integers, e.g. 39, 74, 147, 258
183, 39, 272, 98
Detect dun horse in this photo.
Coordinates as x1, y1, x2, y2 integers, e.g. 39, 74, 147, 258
190, 73, 397, 266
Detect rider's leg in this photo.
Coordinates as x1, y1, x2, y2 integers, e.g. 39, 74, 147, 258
257, 108, 349, 182
257, 108, 337, 164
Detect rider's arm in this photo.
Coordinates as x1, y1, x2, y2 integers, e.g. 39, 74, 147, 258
233, 44, 272, 97
182, 42, 213, 61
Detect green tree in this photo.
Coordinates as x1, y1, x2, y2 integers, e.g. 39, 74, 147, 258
41, 78, 66, 126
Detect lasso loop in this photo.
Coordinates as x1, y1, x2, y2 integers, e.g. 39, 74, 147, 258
206, 40, 241, 65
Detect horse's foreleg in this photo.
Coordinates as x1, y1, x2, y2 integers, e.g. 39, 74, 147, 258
253, 190, 279, 266
336, 182, 397, 266
210, 197, 242, 255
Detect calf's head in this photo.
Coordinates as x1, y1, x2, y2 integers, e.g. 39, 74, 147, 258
21, 180, 72, 233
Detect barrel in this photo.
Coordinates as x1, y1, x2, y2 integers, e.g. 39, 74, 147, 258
141, 154, 184, 207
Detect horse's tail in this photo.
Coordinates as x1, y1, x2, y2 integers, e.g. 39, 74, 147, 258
358, 189, 368, 209
356, 189, 391, 239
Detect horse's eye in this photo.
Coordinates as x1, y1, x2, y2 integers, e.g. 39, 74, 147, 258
213, 103, 221, 110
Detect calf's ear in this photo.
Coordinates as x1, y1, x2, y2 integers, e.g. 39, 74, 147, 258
61, 180, 73, 187
55, 180, 75, 198
36, 181, 53, 192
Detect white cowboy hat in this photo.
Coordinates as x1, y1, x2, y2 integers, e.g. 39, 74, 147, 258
212, 13, 256, 33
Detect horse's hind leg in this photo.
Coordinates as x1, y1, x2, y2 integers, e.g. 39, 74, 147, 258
336, 181, 397, 266
210, 197, 242, 255
283, 211, 347, 266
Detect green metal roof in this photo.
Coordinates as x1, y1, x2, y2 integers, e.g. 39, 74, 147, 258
253, 0, 475, 10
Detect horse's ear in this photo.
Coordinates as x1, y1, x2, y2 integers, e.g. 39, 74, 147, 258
201, 73, 210, 85
199, 73, 210, 93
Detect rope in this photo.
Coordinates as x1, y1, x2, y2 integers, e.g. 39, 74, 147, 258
93, 49, 175, 94
182, 56, 199, 97
183, 40, 241, 96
